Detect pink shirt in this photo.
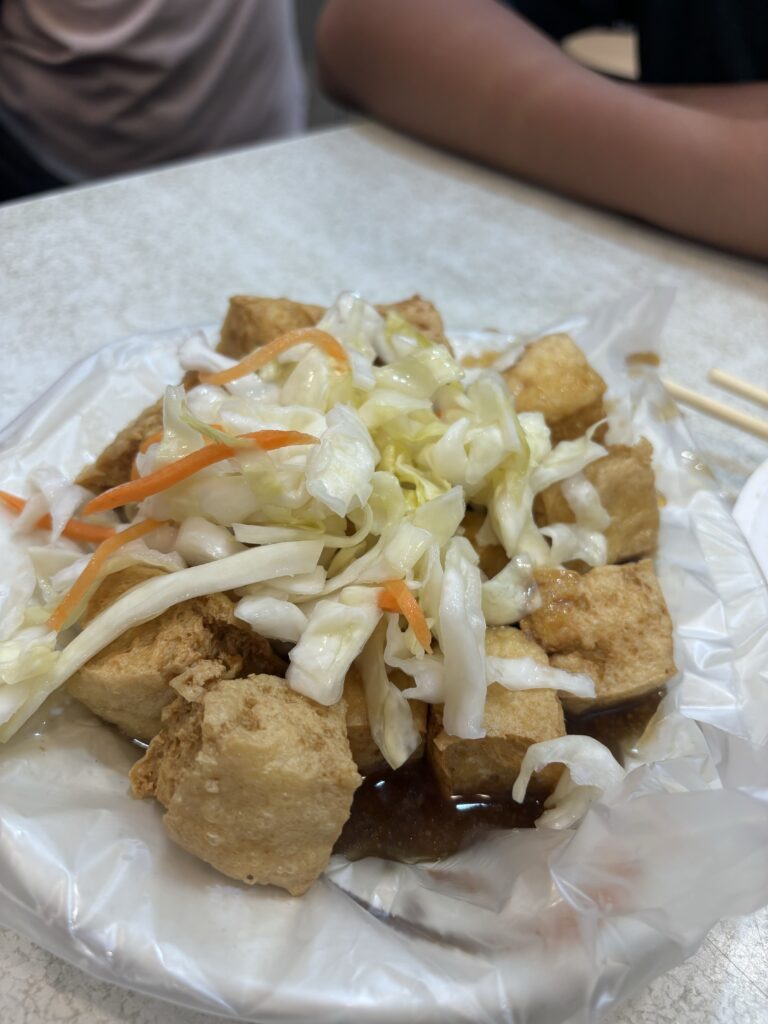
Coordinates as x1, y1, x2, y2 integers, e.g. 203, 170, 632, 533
0, 0, 305, 180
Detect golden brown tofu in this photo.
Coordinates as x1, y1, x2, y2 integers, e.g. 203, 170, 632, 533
376, 295, 448, 346
344, 665, 427, 774
217, 293, 448, 360
521, 560, 676, 713
428, 628, 565, 797
76, 398, 164, 494
80, 564, 165, 624
217, 297, 325, 359
461, 509, 508, 578
534, 439, 659, 564
503, 334, 607, 443
68, 571, 284, 740
130, 674, 361, 895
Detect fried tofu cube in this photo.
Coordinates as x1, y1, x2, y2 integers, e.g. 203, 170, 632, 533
534, 439, 659, 564
461, 509, 508, 578
521, 560, 676, 713
217, 296, 325, 359
218, 293, 448, 360
68, 570, 284, 740
76, 397, 164, 494
130, 674, 361, 895
503, 334, 607, 443
428, 628, 565, 797
376, 294, 448, 346
343, 665, 427, 774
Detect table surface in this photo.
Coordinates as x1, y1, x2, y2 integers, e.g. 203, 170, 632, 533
0, 123, 766, 1024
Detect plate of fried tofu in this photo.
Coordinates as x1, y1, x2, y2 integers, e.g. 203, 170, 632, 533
0, 289, 766, 1022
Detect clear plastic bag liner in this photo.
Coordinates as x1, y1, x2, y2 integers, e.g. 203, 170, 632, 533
0, 296, 766, 1023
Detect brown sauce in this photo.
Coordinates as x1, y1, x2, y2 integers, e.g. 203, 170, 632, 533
335, 759, 542, 863
566, 689, 664, 759
336, 689, 665, 864
626, 351, 661, 368
460, 350, 501, 369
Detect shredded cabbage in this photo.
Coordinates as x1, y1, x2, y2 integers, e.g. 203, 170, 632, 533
561, 471, 611, 530
512, 734, 626, 828
436, 538, 487, 739
383, 614, 445, 703
286, 588, 382, 705
306, 405, 379, 517
1, 292, 636, 766
486, 656, 595, 697
13, 467, 91, 542
0, 540, 324, 741
175, 518, 244, 565
356, 621, 421, 769
235, 595, 308, 643
482, 554, 537, 626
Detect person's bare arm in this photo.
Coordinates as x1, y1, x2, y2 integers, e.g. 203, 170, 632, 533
317, 0, 768, 260
644, 82, 768, 119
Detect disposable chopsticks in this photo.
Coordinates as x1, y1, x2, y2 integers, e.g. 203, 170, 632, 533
707, 369, 768, 411
662, 378, 768, 441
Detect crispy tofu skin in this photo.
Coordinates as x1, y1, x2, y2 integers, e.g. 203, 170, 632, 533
130, 674, 361, 895
428, 628, 565, 797
68, 569, 284, 741
376, 295, 447, 346
343, 665, 427, 774
75, 398, 164, 494
217, 297, 325, 359
503, 334, 607, 443
521, 560, 676, 713
217, 293, 448, 359
461, 509, 507, 578
535, 439, 660, 564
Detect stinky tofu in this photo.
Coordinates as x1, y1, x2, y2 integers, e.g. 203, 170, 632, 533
217, 296, 325, 359
520, 560, 676, 713
461, 509, 508, 578
130, 674, 361, 895
428, 628, 565, 796
534, 439, 659, 564
68, 570, 284, 740
217, 293, 448, 360
344, 664, 427, 774
76, 397, 164, 494
503, 334, 607, 443
376, 294, 448, 346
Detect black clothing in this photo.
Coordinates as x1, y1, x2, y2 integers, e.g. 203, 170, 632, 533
510, 0, 768, 83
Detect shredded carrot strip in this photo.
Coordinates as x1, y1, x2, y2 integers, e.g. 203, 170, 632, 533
378, 579, 432, 652
82, 429, 318, 515
199, 328, 348, 386
0, 490, 116, 543
47, 518, 164, 632
377, 592, 400, 613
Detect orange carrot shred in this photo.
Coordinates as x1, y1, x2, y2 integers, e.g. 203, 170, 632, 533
377, 592, 400, 613
199, 328, 348, 386
378, 579, 432, 652
47, 518, 164, 632
0, 490, 116, 543
82, 429, 318, 516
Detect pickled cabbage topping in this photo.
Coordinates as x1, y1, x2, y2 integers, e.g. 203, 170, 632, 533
0, 292, 612, 788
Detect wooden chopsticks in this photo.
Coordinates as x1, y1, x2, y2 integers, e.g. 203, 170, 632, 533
662, 370, 768, 442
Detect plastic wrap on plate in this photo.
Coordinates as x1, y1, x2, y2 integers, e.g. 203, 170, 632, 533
0, 291, 766, 1024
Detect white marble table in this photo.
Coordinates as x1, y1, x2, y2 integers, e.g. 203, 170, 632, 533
0, 124, 766, 1024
